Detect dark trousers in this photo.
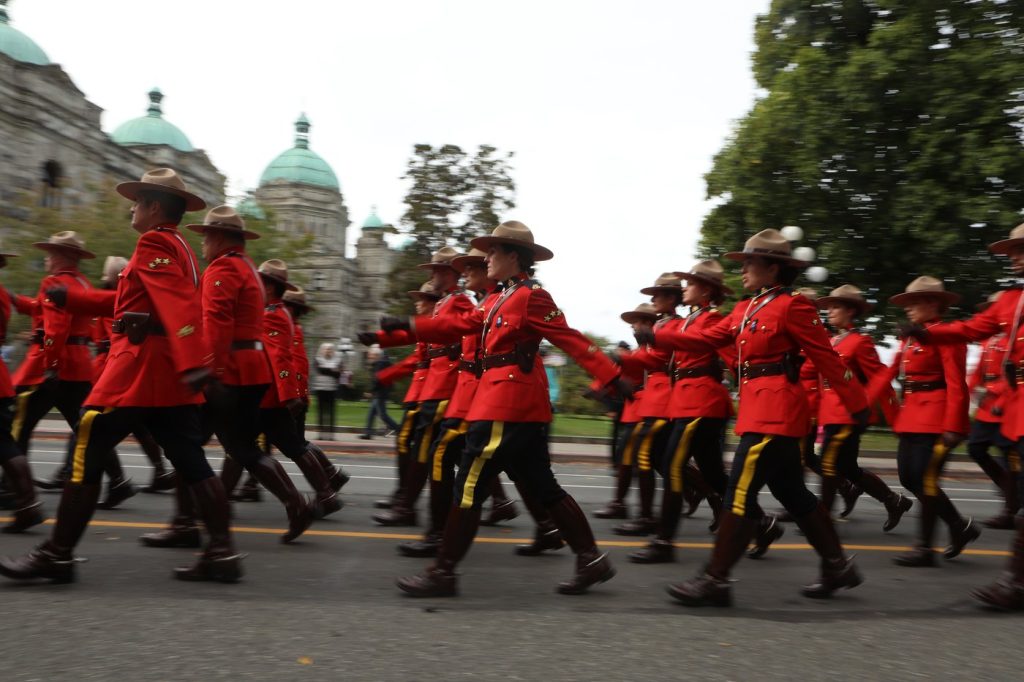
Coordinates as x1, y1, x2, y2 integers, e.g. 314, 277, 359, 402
315, 390, 335, 434
630, 417, 672, 476
410, 399, 449, 467
819, 424, 867, 485
614, 421, 641, 469
661, 417, 728, 495
366, 396, 399, 433
294, 403, 308, 441
259, 407, 308, 460
70, 405, 213, 485
0, 397, 21, 463
202, 384, 269, 467
897, 433, 953, 498
724, 433, 818, 518
454, 421, 565, 510
13, 380, 91, 455
968, 419, 1015, 470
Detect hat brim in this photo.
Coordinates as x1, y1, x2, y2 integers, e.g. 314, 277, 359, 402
469, 236, 554, 262
620, 311, 657, 324
639, 285, 682, 296
186, 224, 261, 240
284, 300, 313, 312
116, 180, 207, 212
407, 290, 441, 301
816, 296, 872, 316
32, 242, 96, 259
416, 262, 459, 271
889, 291, 961, 307
722, 251, 809, 269
672, 271, 734, 296
451, 254, 485, 271
0, 252, 18, 258
988, 238, 1024, 255
259, 271, 299, 292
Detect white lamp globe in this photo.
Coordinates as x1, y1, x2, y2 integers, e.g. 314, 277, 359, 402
793, 246, 816, 262
806, 266, 829, 283
780, 225, 804, 242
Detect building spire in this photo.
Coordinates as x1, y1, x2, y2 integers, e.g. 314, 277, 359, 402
1, 1, 10, 25
146, 87, 164, 117
294, 113, 310, 149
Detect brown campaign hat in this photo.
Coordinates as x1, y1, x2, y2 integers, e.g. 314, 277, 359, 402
723, 228, 809, 268
816, 284, 873, 316
258, 258, 300, 292
988, 223, 1024, 255
116, 168, 206, 212
186, 205, 260, 240
620, 302, 658, 324
469, 221, 554, 262
407, 282, 441, 301
796, 287, 820, 301
282, 285, 313, 312
673, 259, 734, 296
889, 276, 961, 307
32, 231, 96, 259
976, 291, 1002, 312
102, 255, 128, 283
640, 272, 683, 296
451, 247, 487, 272
417, 246, 463, 271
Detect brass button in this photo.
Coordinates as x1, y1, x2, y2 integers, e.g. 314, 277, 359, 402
508, 373, 514, 379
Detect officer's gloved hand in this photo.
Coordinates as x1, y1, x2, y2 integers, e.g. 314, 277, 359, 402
851, 408, 871, 432
380, 316, 411, 333
181, 366, 213, 393
941, 430, 964, 450
203, 378, 230, 410
633, 325, 655, 347
897, 322, 928, 342
609, 376, 637, 401
284, 397, 305, 418
45, 286, 68, 308
356, 331, 378, 346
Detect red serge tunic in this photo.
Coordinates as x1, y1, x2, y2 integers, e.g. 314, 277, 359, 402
414, 288, 476, 403
442, 291, 495, 422
868, 321, 969, 436
819, 328, 897, 427
375, 344, 430, 405
260, 300, 300, 408
619, 315, 680, 420
650, 307, 735, 420
0, 286, 16, 399
969, 334, 1009, 424
411, 274, 620, 423
11, 295, 43, 387
74, 225, 207, 407
91, 313, 112, 382
38, 270, 95, 382
293, 322, 310, 402
654, 288, 868, 438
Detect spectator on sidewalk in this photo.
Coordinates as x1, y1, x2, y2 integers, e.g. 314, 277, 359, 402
313, 343, 342, 440
361, 346, 399, 439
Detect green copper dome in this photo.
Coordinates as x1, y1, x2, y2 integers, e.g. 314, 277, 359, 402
0, 1, 50, 65
237, 197, 266, 221
362, 206, 385, 229
259, 114, 340, 190
111, 88, 194, 153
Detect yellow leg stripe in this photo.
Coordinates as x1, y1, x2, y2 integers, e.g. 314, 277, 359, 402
821, 426, 852, 478
924, 439, 948, 497
397, 406, 420, 457
637, 419, 668, 472
11, 387, 37, 443
669, 418, 701, 493
460, 422, 504, 509
621, 424, 640, 467
71, 408, 111, 484
416, 400, 449, 464
431, 421, 466, 482
257, 432, 267, 451
732, 435, 772, 515
1010, 449, 1021, 475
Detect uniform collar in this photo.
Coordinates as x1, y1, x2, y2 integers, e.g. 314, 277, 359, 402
151, 223, 181, 233
496, 272, 530, 291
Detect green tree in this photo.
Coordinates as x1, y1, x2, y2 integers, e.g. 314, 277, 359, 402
700, 0, 1024, 332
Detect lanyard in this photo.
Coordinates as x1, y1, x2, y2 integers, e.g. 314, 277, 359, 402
480, 281, 522, 351
1003, 290, 1024, 366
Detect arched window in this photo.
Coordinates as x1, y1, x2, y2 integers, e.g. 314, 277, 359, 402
40, 160, 63, 208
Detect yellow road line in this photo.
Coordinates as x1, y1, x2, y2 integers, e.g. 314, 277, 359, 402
0, 517, 1012, 557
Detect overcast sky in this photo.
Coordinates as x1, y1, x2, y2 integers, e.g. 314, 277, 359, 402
14, 0, 771, 342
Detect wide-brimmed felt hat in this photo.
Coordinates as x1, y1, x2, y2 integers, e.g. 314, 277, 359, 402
988, 223, 1024, 255
258, 258, 299, 292
620, 303, 658, 324
451, 247, 487, 272
816, 284, 873, 316
889, 276, 961, 307
469, 221, 554, 262
116, 168, 206, 212
640, 272, 683, 296
977, 291, 1002, 312
417, 246, 463, 271
102, 255, 128, 283
186, 205, 260, 240
796, 287, 819, 301
32, 231, 95, 259
723, 228, 809, 268
407, 282, 441, 301
282, 285, 313, 312
673, 259, 734, 296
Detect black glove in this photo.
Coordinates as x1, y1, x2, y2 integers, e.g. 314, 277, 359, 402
380, 315, 411, 333
357, 331, 378, 346
896, 322, 928, 342
941, 430, 964, 450
45, 286, 68, 308
633, 325, 655, 347
851, 408, 871, 432
610, 377, 637, 401
181, 366, 213, 393
285, 397, 305, 418
203, 378, 230, 411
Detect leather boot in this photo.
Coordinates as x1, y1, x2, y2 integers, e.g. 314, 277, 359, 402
308, 442, 350, 492
400, 470, 452, 557
482, 498, 519, 526
935, 490, 980, 559
683, 462, 711, 517
629, 539, 675, 564
894, 496, 938, 567
35, 466, 69, 491
857, 470, 912, 532
0, 482, 102, 583
595, 464, 632, 519
295, 449, 343, 519
1, 455, 44, 533
174, 477, 243, 583
140, 479, 202, 548
972, 520, 1024, 610
706, 491, 723, 532
819, 477, 838, 516
747, 513, 784, 559
220, 456, 245, 498
546, 495, 616, 594
374, 458, 429, 526
397, 505, 482, 597
681, 477, 702, 517
250, 456, 315, 544
512, 481, 565, 556
234, 475, 262, 502
96, 477, 137, 510
398, 530, 443, 558
143, 471, 176, 494
593, 500, 628, 519
984, 469, 1019, 529
838, 479, 863, 518
794, 502, 863, 598
667, 511, 756, 607
613, 468, 655, 533
613, 516, 657, 536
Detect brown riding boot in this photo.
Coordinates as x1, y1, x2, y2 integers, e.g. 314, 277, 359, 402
546, 495, 616, 595
295, 449, 343, 519
894, 496, 938, 567
513, 483, 565, 555
174, 477, 243, 583
936, 490, 980, 559
838, 479, 863, 518
1, 455, 44, 533
308, 443, 350, 492
682, 462, 708, 517
0, 482, 102, 583
747, 512, 785, 559
667, 511, 756, 607
857, 470, 913, 532
374, 458, 429, 526
140, 479, 202, 548
482, 479, 519, 525
613, 468, 656, 535
595, 464, 632, 519
972, 520, 1024, 610
819, 477, 839, 516
250, 456, 316, 544
397, 505, 482, 597
794, 503, 863, 598
220, 456, 245, 498
399, 474, 452, 558
984, 469, 1020, 530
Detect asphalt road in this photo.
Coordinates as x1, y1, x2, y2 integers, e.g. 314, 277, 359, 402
2, 441, 1023, 681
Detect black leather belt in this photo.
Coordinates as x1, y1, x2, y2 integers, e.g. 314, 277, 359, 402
481, 352, 519, 370
30, 330, 44, 345
426, 344, 460, 360
112, 318, 166, 335
903, 379, 946, 393
231, 340, 263, 351
983, 374, 1000, 383
415, 361, 430, 370
66, 336, 91, 346
95, 340, 111, 353
739, 361, 785, 379
459, 359, 479, 373
673, 364, 720, 381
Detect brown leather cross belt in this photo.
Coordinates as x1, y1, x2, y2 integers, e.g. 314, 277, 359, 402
739, 361, 785, 379
459, 359, 479, 373
66, 336, 91, 346
111, 318, 166, 335
673, 364, 720, 380
426, 344, 460, 360
95, 340, 111, 354
481, 352, 519, 370
231, 340, 263, 351
902, 379, 946, 393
